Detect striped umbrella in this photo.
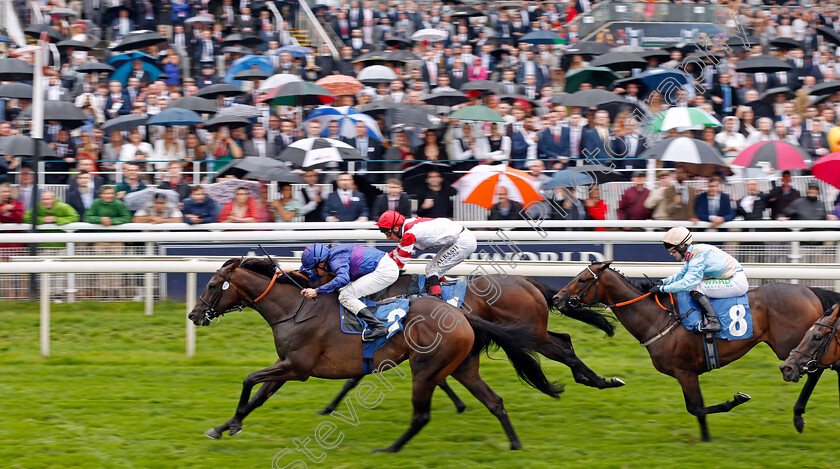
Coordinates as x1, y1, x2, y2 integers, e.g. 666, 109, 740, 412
305, 106, 383, 140
315, 75, 364, 96
258, 73, 303, 92
278, 138, 364, 168
639, 137, 727, 165
263, 81, 336, 107
731, 141, 810, 170
650, 107, 722, 132
452, 165, 543, 210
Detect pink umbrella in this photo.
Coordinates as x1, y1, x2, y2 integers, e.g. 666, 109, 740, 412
731, 141, 810, 170
812, 153, 840, 189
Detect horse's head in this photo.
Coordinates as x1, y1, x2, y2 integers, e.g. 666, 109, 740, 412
781, 303, 840, 382
552, 261, 613, 309
188, 258, 249, 327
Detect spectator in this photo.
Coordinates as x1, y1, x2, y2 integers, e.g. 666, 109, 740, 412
242, 123, 277, 159
45, 129, 77, 184
24, 190, 80, 227
372, 178, 411, 219
296, 169, 324, 223
342, 121, 384, 179
415, 170, 454, 219
66, 170, 99, 218
486, 123, 512, 165
157, 161, 191, 200
617, 171, 652, 227
218, 187, 260, 223
767, 170, 800, 219
488, 187, 524, 221
84, 185, 132, 226
271, 183, 305, 222
583, 186, 608, 231
644, 171, 675, 221
778, 183, 838, 221
696, 176, 736, 229
385, 131, 416, 170
182, 186, 219, 225
737, 179, 770, 221
132, 193, 183, 224
323, 173, 369, 222
511, 115, 539, 169
414, 130, 447, 163
115, 163, 148, 200
17, 167, 35, 211
154, 127, 187, 171
209, 127, 243, 170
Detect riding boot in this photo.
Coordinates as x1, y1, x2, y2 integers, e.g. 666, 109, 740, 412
426, 275, 443, 299
691, 291, 722, 333
356, 307, 388, 342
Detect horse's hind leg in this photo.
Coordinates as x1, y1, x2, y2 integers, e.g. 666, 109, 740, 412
371, 377, 436, 453
318, 377, 361, 415
438, 379, 467, 413
542, 331, 625, 389
207, 380, 284, 439
675, 371, 751, 442
450, 354, 521, 450
792, 368, 824, 433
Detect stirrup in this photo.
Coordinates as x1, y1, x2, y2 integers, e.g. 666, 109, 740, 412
698, 318, 722, 333
362, 327, 387, 342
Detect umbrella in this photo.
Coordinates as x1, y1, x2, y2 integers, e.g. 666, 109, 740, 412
123, 187, 181, 211
234, 69, 269, 81
57, 39, 93, 51
810, 81, 840, 97
731, 141, 810, 171
411, 29, 448, 43
258, 73, 303, 92
564, 67, 619, 93
543, 164, 624, 190
206, 178, 262, 204
759, 87, 795, 104
49, 7, 79, 17
382, 50, 420, 62
196, 83, 245, 99
639, 137, 728, 166
24, 24, 64, 42
559, 89, 624, 108
610, 45, 646, 52
222, 45, 254, 55
263, 81, 336, 107
565, 41, 610, 57
726, 35, 760, 49
0, 135, 58, 157
224, 55, 274, 85
402, 162, 457, 198
817, 26, 840, 46
20, 101, 87, 124
0, 58, 34, 80
223, 33, 264, 47
519, 30, 564, 45
460, 80, 500, 93
217, 157, 303, 183
108, 52, 161, 84
279, 138, 364, 168
452, 165, 542, 210
203, 114, 251, 131
306, 106, 383, 140
101, 114, 148, 132
278, 45, 313, 59
185, 15, 216, 24
639, 49, 671, 63
0, 35, 11, 43
357, 100, 402, 114
735, 56, 793, 73
812, 153, 840, 189
649, 107, 722, 132
169, 96, 218, 114
638, 67, 691, 91
451, 6, 481, 17
316, 75, 364, 96
0, 83, 33, 99
497, 94, 541, 108
76, 62, 115, 74
385, 37, 412, 49
352, 51, 386, 64
770, 38, 803, 50
393, 106, 444, 129
216, 104, 263, 119
611, 76, 646, 93
423, 90, 469, 107
147, 108, 203, 126
110, 30, 167, 52
448, 105, 504, 123
356, 65, 398, 84
591, 52, 647, 71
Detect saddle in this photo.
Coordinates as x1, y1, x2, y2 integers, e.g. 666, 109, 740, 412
676, 292, 753, 341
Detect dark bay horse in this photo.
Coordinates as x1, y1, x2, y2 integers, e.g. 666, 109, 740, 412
781, 304, 840, 385
188, 258, 562, 452
318, 274, 625, 415
553, 261, 840, 441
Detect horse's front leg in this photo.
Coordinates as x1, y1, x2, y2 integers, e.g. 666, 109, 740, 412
792, 368, 824, 433
206, 359, 302, 439
674, 370, 751, 442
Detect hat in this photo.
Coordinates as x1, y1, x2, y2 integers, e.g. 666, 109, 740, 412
807, 182, 820, 190
201, 61, 215, 68
631, 171, 645, 178
71, 22, 87, 30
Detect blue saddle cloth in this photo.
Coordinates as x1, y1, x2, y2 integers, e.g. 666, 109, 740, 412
415, 275, 468, 308
340, 298, 410, 365
677, 292, 753, 340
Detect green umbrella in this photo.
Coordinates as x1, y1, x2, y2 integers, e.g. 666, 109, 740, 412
564, 67, 620, 93
264, 81, 336, 107
447, 105, 505, 123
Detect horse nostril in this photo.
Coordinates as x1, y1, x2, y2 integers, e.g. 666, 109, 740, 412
188, 313, 196, 320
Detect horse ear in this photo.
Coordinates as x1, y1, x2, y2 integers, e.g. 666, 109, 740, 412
230, 257, 243, 271
602, 260, 613, 268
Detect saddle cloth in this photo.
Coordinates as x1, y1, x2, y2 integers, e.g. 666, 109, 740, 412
677, 292, 753, 340
340, 298, 410, 356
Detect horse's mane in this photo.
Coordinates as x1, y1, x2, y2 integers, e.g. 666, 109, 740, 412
590, 261, 648, 292
224, 257, 313, 288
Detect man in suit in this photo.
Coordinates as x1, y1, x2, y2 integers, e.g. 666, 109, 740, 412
242, 123, 277, 159
348, 29, 370, 56
610, 118, 648, 173
448, 59, 468, 90
110, 8, 135, 41
337, 46, 356, 76
296, 169, 324, 222
196, 63, 220, 88
314, 44, 335, 78
710, 72, 738, 117
332, 10, 353, 44
696, 176, 735, 229
662, 166, 698, 222
215, 0, 237, 32
235, 6, 259, 33
372, 178, 411, 219
737, 179, 770, 221
420, 50, 441, 88
275, 119, 299, 153
537, 108, 570, 169
323, 172, 369, 222
515, 50, 539, 84
276, 51, 301, 76
580, 110, 613, 166
800, 120, 830, 159
192, 30, 219, 71
511, 116, 540, 169
743, 89, 775, 121
104, 80, 131, 119
415, 170, 454, 218
520, 74, 541, 100
342, 121, 384, 180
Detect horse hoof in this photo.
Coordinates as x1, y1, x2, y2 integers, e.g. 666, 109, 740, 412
205, 428, 222, 440
734, 392, 751, 403
455, 403, 467, 414
371, 446, 398, 454
610, 377, 626, 388
794, 416, 805, 433
229, 425, 243, 437
510, 441, 522, 451
316, 407, 333, 416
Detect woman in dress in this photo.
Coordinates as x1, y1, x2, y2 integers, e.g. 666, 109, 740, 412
218, 187, 259, 223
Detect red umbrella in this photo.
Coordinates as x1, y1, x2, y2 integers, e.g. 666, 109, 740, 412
316, 75, 364, 96
731, 141, 810, 170
812, 153, 840, 189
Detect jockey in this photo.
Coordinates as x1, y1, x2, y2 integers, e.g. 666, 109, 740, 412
374, 210, 477, 299
648, 226, 749, 333
299, 243, 399, 342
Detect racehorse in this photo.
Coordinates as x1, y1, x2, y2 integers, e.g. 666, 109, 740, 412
188, 258, 562, 452
781, 303, 840, 386
318, 274, 625, 415
553, 261, 840, 441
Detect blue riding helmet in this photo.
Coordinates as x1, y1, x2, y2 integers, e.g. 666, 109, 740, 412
301, 243, 331, 272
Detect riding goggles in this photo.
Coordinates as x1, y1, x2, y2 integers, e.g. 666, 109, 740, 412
663, 242, 678, 252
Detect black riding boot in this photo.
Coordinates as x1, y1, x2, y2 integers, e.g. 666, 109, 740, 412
691, 291, 722, 333
426, 275, 443, 299
356, 307, 388, 342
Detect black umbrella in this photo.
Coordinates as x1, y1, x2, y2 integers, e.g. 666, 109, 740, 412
0, 58, 34, 81
357, 100, 403, 114
20, 101, 88, 124
451, 6, 481, 17
76, 62, 115, 74
24, 24, 64, 42
760, 87, 794, 104
769, 38, 803, 50
222, 45, 253, 55
57, 39, 93, 51
590, 52, 646, 71
203, 114, 251, 131
565, 41, 610, 57
726, 34, 760, 49
0, 83, 33, 99
460, 80, 500, 93
234, 69, 269, 81
393, 105, 444, 129
110, 30, 168, 51
196, 84, 245, 98
497, 94, 541, 108
352, 51, 386, 63
639, 49, 671, 63
735, 55, 793, 73
560, 89, 625, 108
384, 37, 412, 49
810, 81, 840, 96
222, 33, 264, 47
0, 135, 58, 157
101, 114, 149, 132
401, 162, 457, 198
490, 48, 511, 60
217, 156, 303, 182
382, 49, 421, 62
169, 96, 218, 114
817, 26, 840, 46
423, 90, 469, 107
611, 76, 645, 93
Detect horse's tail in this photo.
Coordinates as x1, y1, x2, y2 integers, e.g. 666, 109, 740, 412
463, 313, 563, 399
808, 287, 840, 314
525, 278, 615, 337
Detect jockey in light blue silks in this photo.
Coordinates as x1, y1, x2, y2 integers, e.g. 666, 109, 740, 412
300, 243, 399, 342
648, 226, 749, 333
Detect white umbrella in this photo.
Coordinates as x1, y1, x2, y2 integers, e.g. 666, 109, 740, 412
123, 187, 181, 211
650, 107, 722, 132
452, 165, 542, 210
278, 138, 364, 168
411, 29, 448, 42
356, 65, 398, 84
258, 73, 303, 92
639, 137, 728, 165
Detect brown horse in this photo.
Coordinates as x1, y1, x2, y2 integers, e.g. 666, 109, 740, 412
553, 261, 840, 441
781, 304, 840, 385
318, 274, 625, 415
188, 258, 562, 452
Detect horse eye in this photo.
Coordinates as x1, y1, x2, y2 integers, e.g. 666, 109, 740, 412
814, 334, 822, 341
578, 278, 587, 283
209, 284, 216, 289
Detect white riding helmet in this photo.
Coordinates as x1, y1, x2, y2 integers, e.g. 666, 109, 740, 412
662, 226, 693, 251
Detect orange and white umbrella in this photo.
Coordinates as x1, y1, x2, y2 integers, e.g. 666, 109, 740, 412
452, 165, 543, 210
316, 75, 364, 96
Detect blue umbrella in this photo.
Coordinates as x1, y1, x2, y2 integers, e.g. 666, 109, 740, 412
638, 67, 691, 91
278, 45, 313, 59
224, 54, 274, 86
306, 106, 383, 140
109, 52, 161, 85
519, 30, 564, 45
147, 108, 203, 126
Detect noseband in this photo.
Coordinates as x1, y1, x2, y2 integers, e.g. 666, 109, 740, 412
199, 267, 283, 321
790, 316, 840, 374
567, 265, 601, 309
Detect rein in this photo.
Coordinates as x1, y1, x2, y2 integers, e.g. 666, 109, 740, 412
201, 267, 294, 322
790, 315, 840, 373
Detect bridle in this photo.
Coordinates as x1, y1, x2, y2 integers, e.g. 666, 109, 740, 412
199, 265, 281, 322
566, 265, 602, 309
789, 314, 840, 374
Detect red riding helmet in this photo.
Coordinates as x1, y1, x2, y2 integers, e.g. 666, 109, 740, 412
375, 210, 406, 232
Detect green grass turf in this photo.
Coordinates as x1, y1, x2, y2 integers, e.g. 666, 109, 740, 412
1, 301, 839, 469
